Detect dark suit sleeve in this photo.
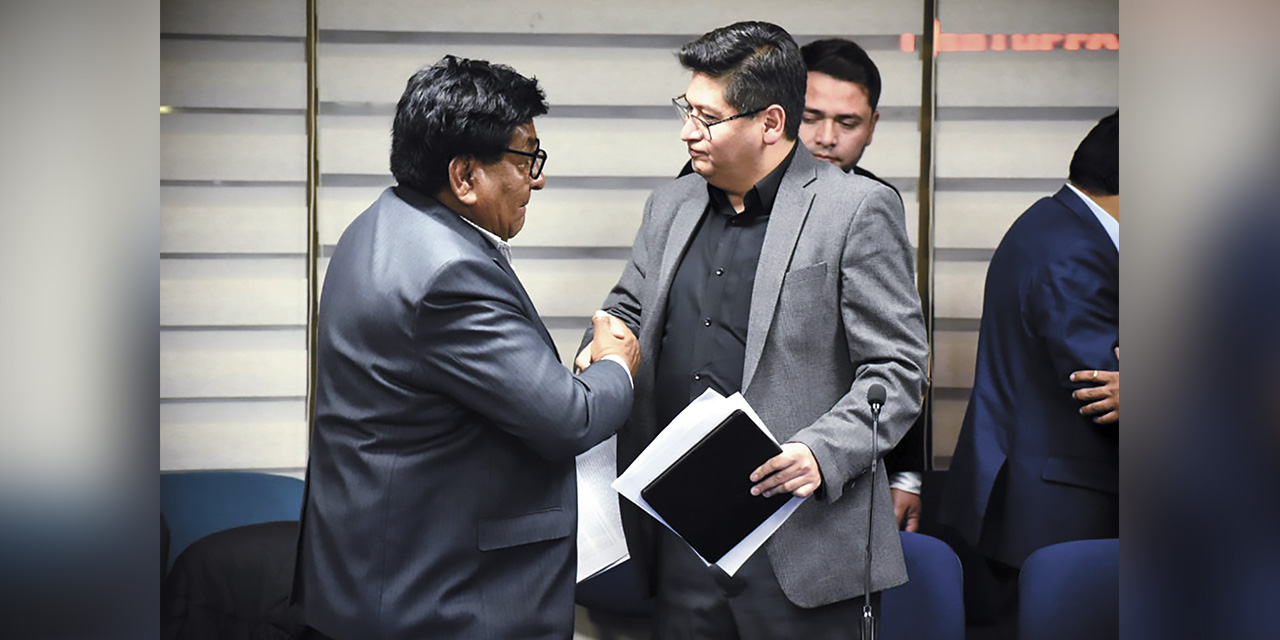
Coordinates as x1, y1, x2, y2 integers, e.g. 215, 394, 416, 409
1026, 248, 1120, 389
417, 257, 632, 462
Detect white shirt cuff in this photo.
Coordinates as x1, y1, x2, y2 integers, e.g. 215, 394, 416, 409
888, 471, 922, 494
598, 354, 634, 388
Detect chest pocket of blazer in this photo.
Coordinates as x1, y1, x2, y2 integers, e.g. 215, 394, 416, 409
782, 262, 828, 288
477, 507, 571, 551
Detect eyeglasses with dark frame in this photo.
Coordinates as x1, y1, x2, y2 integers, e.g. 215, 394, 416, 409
504, 145, 548, 180
672, 94, 765, 141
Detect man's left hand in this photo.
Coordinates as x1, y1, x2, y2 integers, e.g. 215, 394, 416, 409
891, 488, 921, 532
750, 443, 822, 498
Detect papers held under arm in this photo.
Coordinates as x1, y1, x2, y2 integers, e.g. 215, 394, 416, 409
575, 435, 629, 583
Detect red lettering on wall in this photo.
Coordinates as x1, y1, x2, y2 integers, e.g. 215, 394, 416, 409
895, 26, 1118, 53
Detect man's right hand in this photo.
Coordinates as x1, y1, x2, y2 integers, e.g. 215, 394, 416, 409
580, 311, 639, 375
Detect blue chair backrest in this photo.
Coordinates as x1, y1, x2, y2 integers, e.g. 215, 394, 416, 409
1019, 538, 1119, 640
160, 471, 305, 568
880, 531, 965, 640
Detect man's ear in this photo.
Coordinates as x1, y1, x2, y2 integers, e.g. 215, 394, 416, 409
448, 156, 478, 205
761, 104, 787, 145
866, 109, 881, 146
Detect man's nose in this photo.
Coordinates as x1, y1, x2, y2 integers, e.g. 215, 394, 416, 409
815, 120, 836, 146
680, 117, 703, 142
530, 171, 546, 190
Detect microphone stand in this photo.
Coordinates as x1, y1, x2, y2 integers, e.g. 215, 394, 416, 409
863, 392, 883, 640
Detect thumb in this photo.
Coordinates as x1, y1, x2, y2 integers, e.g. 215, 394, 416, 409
591, 310, 612, 333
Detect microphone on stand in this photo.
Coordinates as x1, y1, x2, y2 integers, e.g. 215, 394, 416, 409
863, 383, 887, 640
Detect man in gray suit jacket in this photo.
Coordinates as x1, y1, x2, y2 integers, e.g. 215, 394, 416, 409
579, 22, 928, 638
292, 56, 640, 640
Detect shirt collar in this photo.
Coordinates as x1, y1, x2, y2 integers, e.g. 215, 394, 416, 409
457, 213, 513, 264
1066, 182, 1119, 251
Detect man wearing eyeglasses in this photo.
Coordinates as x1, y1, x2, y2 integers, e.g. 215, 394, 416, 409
580, 22, 927, 638
293, 55, 639, 640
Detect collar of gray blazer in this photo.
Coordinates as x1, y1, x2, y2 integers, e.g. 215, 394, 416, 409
653, 146, 822, 391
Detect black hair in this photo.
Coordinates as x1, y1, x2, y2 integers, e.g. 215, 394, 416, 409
1069, 110, 1119, 196
390, 55, 547, 195
801, 38, 882, 111
677, 21, 806, 140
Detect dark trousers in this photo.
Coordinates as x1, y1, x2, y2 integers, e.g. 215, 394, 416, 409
653, 527, 878, 640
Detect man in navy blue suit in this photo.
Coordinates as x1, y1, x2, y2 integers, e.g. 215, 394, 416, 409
938, 111, 1119, 637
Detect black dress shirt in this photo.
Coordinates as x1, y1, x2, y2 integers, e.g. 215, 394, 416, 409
654, 144, 798, 429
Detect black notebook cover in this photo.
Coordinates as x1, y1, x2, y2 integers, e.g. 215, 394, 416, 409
641, 409, 792, 562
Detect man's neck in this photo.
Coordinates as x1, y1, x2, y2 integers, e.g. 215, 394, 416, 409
721, 140, 796, 212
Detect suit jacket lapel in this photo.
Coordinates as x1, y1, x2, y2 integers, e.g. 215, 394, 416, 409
489, 249, 558, 356
650, 187, 708, 336
743, 148, 818, 390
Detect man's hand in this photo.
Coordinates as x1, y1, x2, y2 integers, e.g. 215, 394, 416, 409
891, 488, 921, 532
749, 442, 822, 498
579, 311, 639, 375
1070, 346, 1120, 424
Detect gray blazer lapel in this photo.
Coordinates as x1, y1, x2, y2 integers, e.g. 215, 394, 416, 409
650, 188, 708, 327
743, 149, 818, 390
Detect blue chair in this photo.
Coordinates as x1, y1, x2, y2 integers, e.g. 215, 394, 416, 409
880, 531, 965, 640
1019, 538, 1119, 640
160, 471, 305, 569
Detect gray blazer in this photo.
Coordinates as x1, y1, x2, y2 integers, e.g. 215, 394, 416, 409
293, 186, 633, 639
596, 146, 928, 608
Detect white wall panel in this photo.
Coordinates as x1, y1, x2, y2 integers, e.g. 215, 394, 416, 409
934, 261, 988, 320
161, 0, 306, 37
935, 119, 1098, 178
518, 189, 648, 247
162, 421, 308, 470
512, 259, 629, 318
933, 330, 980, 389
940, 0, 1118, 32
855, 121, 922, 180
319, 0, 922, 35
938, 51, 1117, 107
934, 191, 1040, 249
320, 44, 688, 106
162, 40, 306, 109
162, 113, 307, 181
163, 186, 307, 253
160, 327, 307, 399
931, 396, 969, 461
161, 279, 306, 326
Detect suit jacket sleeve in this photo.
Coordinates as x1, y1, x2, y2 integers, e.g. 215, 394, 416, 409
788, 183, 929, 503
417, 256, 632, 462
1026, 247, 1120, 388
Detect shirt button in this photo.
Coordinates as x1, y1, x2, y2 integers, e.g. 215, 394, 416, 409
693, 372, 702, 381
715, 268, 724, 276
703, 318, 712, 327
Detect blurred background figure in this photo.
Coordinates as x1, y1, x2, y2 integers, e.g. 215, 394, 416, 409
938, 111, 1119, 639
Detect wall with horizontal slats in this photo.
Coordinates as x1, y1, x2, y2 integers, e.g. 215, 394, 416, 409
160, 0, 308, 472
